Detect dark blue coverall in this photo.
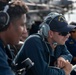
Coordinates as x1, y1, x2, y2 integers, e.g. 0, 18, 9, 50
0, 39, 15, 75
14, 34, 73, 75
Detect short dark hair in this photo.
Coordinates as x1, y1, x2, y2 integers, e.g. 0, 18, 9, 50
7, 0, 28, 22
69, 22, 76, 26
0, 0, 29, 31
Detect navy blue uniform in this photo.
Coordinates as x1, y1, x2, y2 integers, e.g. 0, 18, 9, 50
66, 37, 76, 65
0, 39, 15, 75
14, 34, 73, 75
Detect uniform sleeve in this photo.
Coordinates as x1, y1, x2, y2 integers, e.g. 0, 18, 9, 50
0, 48, 15, 75
59, 45, 73, 62
14, 37, 65, 75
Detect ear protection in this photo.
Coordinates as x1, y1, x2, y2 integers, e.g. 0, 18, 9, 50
0, 5, 10, 31
39, 23, 50, 37
39, 12, 62, 37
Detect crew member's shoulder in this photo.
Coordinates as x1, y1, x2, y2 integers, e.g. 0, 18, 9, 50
26, 34, 41, 41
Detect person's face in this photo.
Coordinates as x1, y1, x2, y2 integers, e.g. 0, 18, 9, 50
70, 31, 76, 40
7, 14, 27, 45
49, 31, 70, 45
20, 26, 28, 42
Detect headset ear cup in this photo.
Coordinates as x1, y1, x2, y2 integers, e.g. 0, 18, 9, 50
0, 5, 10, 31
40, 24, 50, 37
0, 11, 9, 28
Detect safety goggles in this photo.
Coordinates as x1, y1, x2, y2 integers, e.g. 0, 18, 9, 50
58, 32, 69, 36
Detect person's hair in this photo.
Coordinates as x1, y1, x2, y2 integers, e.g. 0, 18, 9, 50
69, 22, 76, 26
69, 22, 76, 33
8, 0, 28, 22
0, 0, 29, 31
29, 21, 42, 35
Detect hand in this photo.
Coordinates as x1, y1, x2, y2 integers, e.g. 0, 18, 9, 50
57, 57, 66, 68
63, 60, 72, 75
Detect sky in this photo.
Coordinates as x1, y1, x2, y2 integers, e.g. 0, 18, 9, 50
64, 0, 76, 23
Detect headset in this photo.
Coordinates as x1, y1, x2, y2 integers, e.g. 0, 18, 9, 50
39, 12, 62, 38
0, 4, 10, 31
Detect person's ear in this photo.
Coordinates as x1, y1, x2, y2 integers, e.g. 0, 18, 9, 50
7, 22, 13, 30
48, 30, 53, 38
